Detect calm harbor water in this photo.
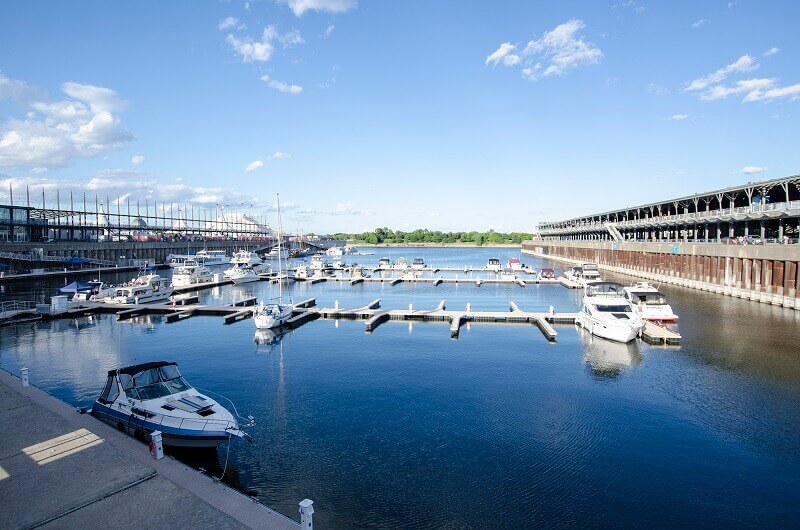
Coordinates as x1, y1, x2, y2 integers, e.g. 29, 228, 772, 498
1, 247, 799, 528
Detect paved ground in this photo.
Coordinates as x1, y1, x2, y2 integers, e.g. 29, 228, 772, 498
0, 369, 300, 530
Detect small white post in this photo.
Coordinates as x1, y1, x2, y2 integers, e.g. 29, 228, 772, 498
334, 300, 339, 310
149, 431, 164, 460
408, 303, 413, 312
20, 367, 29, 387
299, 499, 314, 529
466, 302, 471, 313
549, 305, 554, 317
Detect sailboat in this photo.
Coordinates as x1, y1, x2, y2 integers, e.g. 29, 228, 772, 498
254, 194, 294, 329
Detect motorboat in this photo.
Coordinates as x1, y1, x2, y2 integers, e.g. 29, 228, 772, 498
62, 280, 115, 302
344, 245, 355, 254
310, 255, 327, 271
411, 257, 426, 270
350, 266, 370, 279
167, 254, 193, 268
623, 282, 679, 322
254, 193, 294, 330
487, 258, 502, 272
580, 263, 603, 286
171, 260, 213, 287
564, 266, 583, 282
377, 257, 392, 269
326, 246, 343, 258
539, 268, 556, 279
576, 282, 644, 343
90, 361, 248, 448
107, 274, 174, 304
332, 256, 343, 269
227, 265, 260, 284
194, 249, 229, 267
507, 258, 523, 271
266, 246, 289, 260
229, 250, 262, 267
294, 264, 310, 281
394, 257, 408, 270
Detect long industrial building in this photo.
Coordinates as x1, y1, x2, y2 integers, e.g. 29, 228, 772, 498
524, 175, 800, 308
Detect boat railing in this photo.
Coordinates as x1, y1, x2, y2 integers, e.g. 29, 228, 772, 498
148, 410, 239, 433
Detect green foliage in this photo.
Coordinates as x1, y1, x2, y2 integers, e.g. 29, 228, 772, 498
333, 227, 533, 245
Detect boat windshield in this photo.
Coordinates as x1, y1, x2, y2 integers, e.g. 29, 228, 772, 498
120, 365, 192, 400
630, 292, 667, 305
595, 304, 632, 312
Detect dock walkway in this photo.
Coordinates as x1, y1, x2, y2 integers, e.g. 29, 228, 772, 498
0, 369, 300, 530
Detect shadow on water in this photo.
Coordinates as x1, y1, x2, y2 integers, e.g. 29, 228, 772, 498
168, 445, 257, 495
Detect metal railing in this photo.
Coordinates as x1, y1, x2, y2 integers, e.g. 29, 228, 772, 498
0, 300, 39, 319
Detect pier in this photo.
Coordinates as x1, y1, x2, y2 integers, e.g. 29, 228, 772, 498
0, 369, 302, 529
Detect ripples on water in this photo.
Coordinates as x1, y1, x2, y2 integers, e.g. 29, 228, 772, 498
1, 247, 799, 527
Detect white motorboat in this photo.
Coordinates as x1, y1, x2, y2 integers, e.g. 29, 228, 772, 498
377, 257, 392, 269
194, 249, 229, 267
343, 245, 355, 254
332, 256, 343, 269
90, 361, 248, 448
394, 257, 408, 270
411, 257, 425, 270
167, 254, 192, 268
171, 260, 213, 287
67, 280, 115, 302
350, 266, 370, 279
499, 269, 517, 281
294, 264, 311, 281
254, 194, 294, 330
576, 282, 644, 343
310, 255, 327, 271
507, 258, 523, 271
229, 250, 262, 267
564, 266, 583, 282
487, 258, 502, 272
579, 263, 603, 287
326, 246, 343, 258
266, 246, 289, 260
228, 265, 260, 284
623, 282, 679, 322
107, 274, 174, 304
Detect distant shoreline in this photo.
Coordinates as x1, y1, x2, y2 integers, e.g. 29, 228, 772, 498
347, 243, 522, 248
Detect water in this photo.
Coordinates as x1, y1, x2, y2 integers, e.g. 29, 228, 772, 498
1, 247, 799, 527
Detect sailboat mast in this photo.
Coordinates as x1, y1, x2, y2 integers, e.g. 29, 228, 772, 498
276, 193, 283, 303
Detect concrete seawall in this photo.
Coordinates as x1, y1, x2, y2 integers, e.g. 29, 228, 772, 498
523, 241, 800, 309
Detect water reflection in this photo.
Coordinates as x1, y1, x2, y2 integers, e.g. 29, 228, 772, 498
579, 326, 643, 378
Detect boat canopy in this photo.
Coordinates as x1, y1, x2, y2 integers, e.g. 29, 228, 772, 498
111, 361, 176, 376
102, 361, 192, 402
59, 281, 95, 293
585, 282, 626, 296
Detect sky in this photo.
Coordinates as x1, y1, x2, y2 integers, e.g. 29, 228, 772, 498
1, 0, 799, 233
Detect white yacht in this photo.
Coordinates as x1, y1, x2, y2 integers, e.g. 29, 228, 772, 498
394, 257, 408, 270
91, 361, 248, 448
254, 194, 293, 329
579, 263, 603, 287
507, 258, 523, 271
623, 282, 679, 322
326, 246, 343, 258
350, 266, 370, 279
332, 256, 343, 269
499, 269, 517, 281
194, 249, 229, 267
411, 257, 426, 270
377, 257, 392, 269
225, 250, 270, 278
294, 264, 311, 281
171, 260, 213, 287
228, 265, 260, 284
576, 282, 644, 343
487, 258, 502, 272
107, 274, 174, 304
266, 246, 289, 260
229, 250, 262, 267
564, 266, 583, 282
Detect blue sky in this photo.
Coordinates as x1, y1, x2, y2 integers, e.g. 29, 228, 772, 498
1, 0, 799, 232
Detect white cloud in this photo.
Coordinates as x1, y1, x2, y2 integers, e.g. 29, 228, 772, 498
218, 16, 245, 31
268, 151, 291, 160
488, 20, 602, 81
131, 154, 145, 165
701, 78, 775, 101
485, 43, 521, 67
244, 2, 250, 11
671, 114, 689, 120
0, 72, 46, 105
0, 75, 132, 168
691, 19, 709, 28
743, 82, 800, 102
279, 0, 357, 16
763, 47, 779, 56
245, 160, 264, 172
278, 28, 305, 48
260, 75, 303, 94
741, 166, 767, 174
226, 32, 274, 62
685, 55, 758, 93
324, 24, 335, 37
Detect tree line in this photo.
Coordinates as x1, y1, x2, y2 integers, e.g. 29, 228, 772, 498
330, 228, 533, 245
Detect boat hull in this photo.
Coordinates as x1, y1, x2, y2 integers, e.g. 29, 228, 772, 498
579, 314, 641, 343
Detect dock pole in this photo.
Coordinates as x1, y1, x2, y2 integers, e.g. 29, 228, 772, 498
299, 499, 314, 529
20, 367, 29, 387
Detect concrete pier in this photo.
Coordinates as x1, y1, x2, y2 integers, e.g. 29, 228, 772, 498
0, 369, 299, 529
